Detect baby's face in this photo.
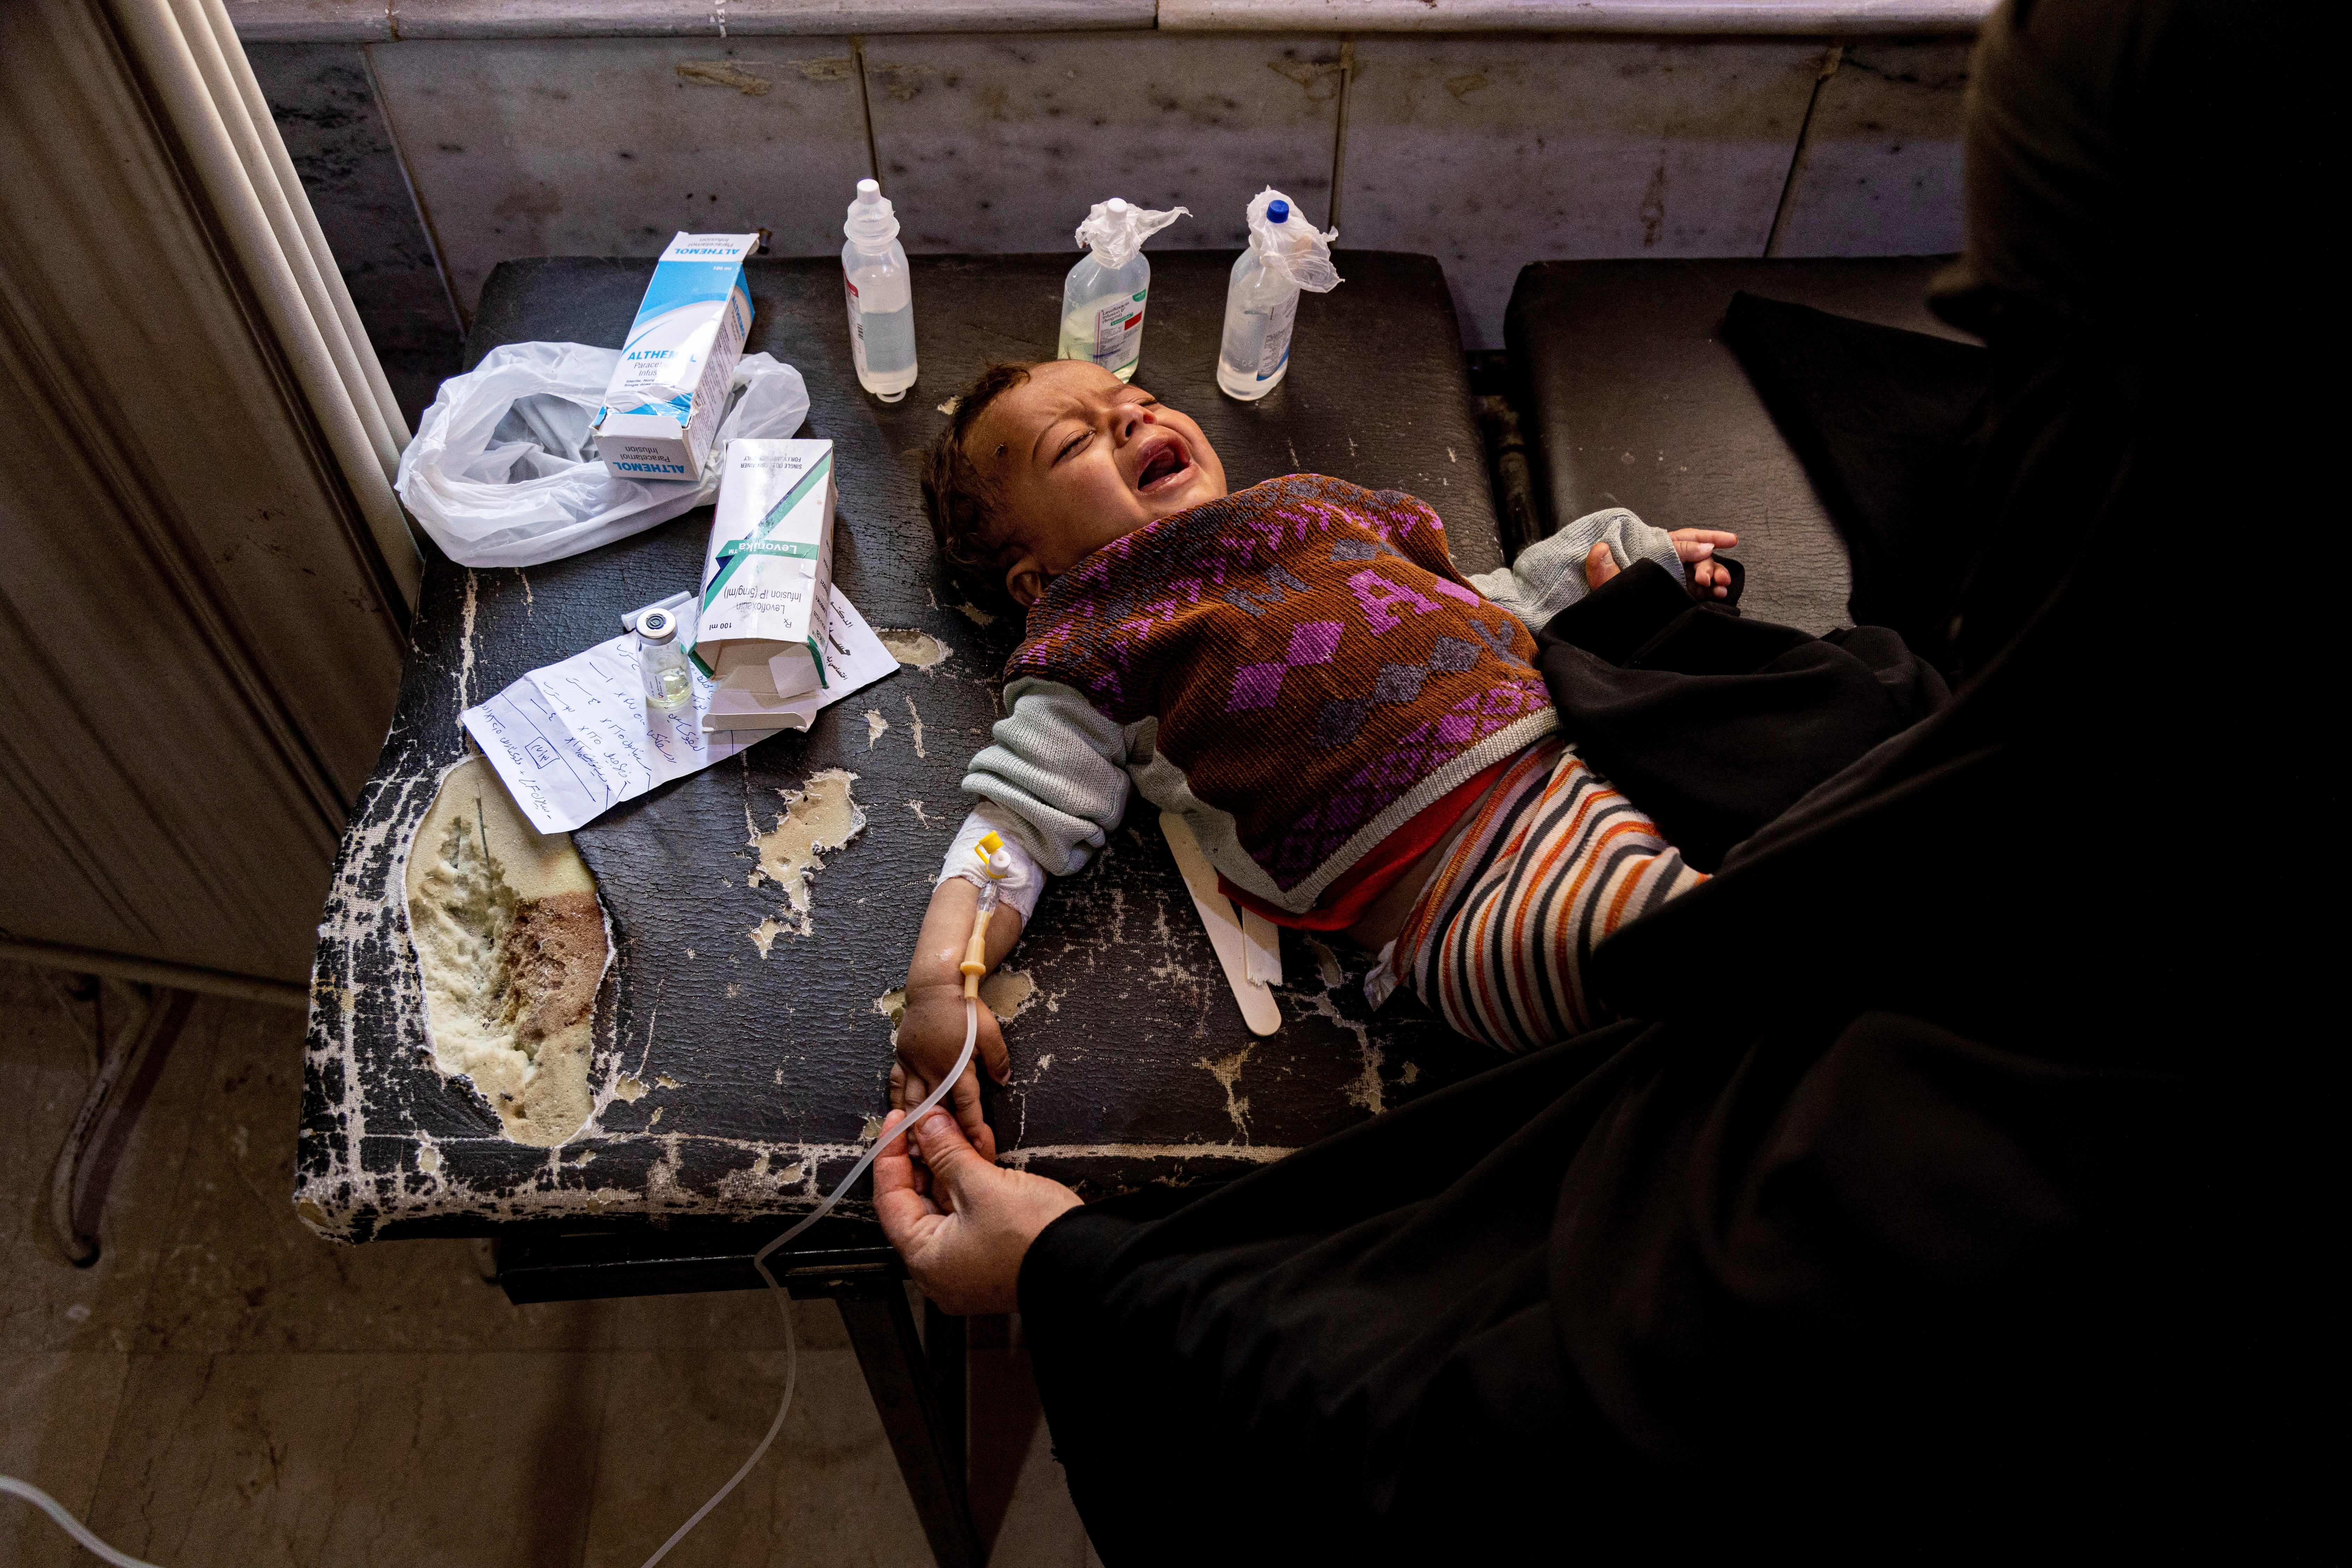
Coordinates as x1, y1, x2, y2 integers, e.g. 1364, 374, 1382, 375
967, 360, 1227, 606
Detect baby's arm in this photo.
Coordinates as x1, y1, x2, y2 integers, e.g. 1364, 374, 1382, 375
893, 682, 1133, 1148
1467, 507, 1712, 625
895, 867, 1025, 1162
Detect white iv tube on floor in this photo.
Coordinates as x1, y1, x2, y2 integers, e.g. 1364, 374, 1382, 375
640, 839, 1008, 1567
1, 1475, 163, 1568
3, 862, 1003, 1568
636, 1001, 978, 1567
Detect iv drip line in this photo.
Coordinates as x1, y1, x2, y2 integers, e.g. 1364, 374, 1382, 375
636, 996, 979, 1567
639, 836, 1007, 1566
1, 1475, 163, 1568
4, 850, 1006, 1568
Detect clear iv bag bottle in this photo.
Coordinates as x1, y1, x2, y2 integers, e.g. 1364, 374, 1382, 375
1218, 200, 1301, 400
1059, 198, 1188, 383
842, 179, 916, 402
1218, 191, 1342, 401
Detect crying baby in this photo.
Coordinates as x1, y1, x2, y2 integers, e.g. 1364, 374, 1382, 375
889, 358, 1735, 1151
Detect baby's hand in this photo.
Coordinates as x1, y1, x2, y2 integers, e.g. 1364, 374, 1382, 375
890, 979, 1004, 1166
1671, 528, 1738, 600
1581, 528, 1738, 598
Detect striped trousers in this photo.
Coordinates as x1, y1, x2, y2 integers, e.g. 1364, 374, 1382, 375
1393, 736, 1705, 1054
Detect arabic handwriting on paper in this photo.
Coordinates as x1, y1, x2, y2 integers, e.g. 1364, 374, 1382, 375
461, 588, 899, 835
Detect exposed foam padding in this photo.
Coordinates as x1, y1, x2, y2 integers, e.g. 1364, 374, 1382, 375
405, 755, 610, 1146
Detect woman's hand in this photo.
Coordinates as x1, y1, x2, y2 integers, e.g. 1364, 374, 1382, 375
874, 1107, 1082, 1315
1672, 528, 1739, 598
891, 980, 1006, 1165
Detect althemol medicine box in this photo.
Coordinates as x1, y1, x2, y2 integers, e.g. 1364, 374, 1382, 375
693, 440, 836, 733
594, 232, 758, 484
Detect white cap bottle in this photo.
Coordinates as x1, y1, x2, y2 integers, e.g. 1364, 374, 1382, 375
1058, 197, 1188, 382
1217, 188, 1341, 401
842, 178, 916, 402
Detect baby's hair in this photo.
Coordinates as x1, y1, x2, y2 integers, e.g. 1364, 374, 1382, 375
923, 361, 1039, 615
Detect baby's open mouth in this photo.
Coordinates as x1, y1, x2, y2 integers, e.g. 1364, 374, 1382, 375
1135, 434, 1192, 493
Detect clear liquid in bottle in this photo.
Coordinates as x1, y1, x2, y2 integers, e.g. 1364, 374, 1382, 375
1217, 198, 1306, 400
637, 607, 693, 709
1216, 192, 1338, 401
1058, 257, 1151, 381
1058, 198, 1185, 383
842, 179, 917, 402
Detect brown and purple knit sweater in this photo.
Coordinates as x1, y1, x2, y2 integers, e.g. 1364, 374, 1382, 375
957, 474, 1661, 917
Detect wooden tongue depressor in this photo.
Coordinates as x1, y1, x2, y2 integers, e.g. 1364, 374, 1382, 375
1240, 907, 1283, 988
1159, 811, 1282, 1036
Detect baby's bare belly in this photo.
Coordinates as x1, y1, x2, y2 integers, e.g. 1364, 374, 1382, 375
1340, 765, 1516, 952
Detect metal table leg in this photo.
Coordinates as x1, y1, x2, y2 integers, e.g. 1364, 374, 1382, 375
43, 976, 187, 1266
926, 1296, 969, 1485
837, 1276, 983, 1568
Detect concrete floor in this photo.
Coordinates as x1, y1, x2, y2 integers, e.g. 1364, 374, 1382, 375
0, 961, 1100, 1567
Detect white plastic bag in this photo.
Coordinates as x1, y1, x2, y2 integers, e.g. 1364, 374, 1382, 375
395, 342, 810, 567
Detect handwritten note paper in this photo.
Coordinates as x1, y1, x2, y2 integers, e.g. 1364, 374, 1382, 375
463, 589, 898, 834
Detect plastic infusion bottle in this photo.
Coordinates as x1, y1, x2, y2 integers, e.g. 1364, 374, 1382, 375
842, 178, 917, 402
1217, 189, 1342, 401
1059, 198, 1189, 382
637, 606, 692, 708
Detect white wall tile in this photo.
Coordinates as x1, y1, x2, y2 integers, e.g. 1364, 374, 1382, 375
863, 32, 1344, 255
1158, 0, 1995, 29
391, 0, 1157, 36
367, 36, 873, 315
1340, 36, 1824, 347
231, 0, 391, 43
1772, 38, 1971, 257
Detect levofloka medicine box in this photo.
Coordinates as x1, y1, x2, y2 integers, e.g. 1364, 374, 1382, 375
692, 440, 835, 733
594, 232, 759, 484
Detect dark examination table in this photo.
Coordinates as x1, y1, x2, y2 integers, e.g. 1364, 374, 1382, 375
301, 249, 1509, 1568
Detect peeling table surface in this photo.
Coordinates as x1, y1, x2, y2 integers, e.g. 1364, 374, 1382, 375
302, 251, 1507, 1246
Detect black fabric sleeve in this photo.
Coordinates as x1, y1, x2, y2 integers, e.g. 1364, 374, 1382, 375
1722, 290, 1988, 669
1540, 557, 1700, 663
1013, 1026, 1647, 1563
1534, 586, 1947, 873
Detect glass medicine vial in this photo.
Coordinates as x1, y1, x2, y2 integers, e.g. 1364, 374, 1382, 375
637, 606, 692, 709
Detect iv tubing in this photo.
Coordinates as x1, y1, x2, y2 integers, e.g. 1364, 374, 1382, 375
1, 894, 997, 1568
1, 1475, 162, 1568
4, 996, 984, 1568
640, 883, 994, 1567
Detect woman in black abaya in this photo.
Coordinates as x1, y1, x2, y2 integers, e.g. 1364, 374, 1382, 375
876, 0, 2324, 1553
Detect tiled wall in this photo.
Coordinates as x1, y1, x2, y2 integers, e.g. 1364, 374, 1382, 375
1339, 35, 1828, 343
247, 28, 1970, 416
858, 33, 1345, 254
1770, 38, 1972, 256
